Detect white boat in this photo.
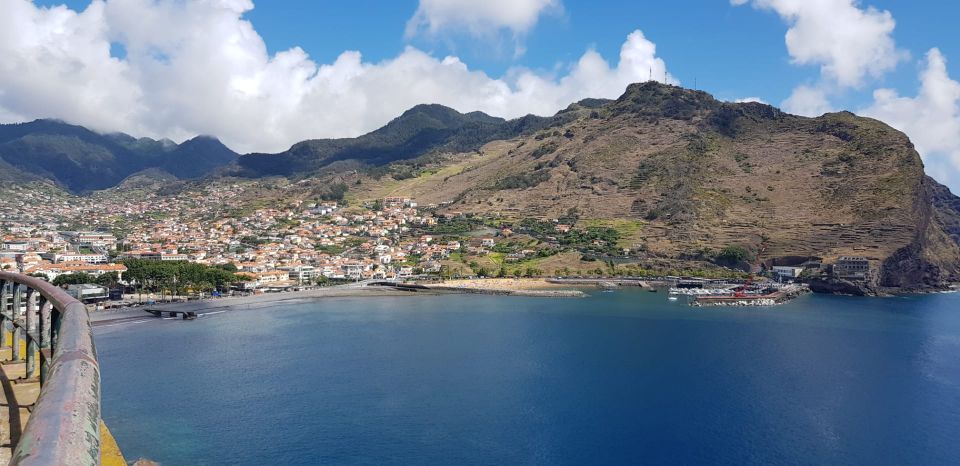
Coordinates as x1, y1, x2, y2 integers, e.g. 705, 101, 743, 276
668, 296, 678, 301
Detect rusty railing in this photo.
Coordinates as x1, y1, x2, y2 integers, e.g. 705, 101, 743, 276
0, 271, 101, 466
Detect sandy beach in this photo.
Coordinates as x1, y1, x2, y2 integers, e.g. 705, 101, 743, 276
423, 278, 586, 298
89, 286, 428, 324
90, 279, 587, 325
434, 278, 577, 291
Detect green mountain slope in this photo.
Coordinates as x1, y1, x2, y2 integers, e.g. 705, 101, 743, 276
230, 103, 596, 177
0, 120, 238, 192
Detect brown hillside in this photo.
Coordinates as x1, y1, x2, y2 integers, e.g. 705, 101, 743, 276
338, 82, 960, 290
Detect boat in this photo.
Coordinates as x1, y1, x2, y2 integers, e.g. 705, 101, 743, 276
668, 296, 679, 301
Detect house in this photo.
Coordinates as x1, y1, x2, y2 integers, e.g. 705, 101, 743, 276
834, 257, 870, 280
772, 266, 803, 281
24, 262, 127, 281
63, 231, 117, 250
281, 265, 316, 283
45, 252, 109, 264
255, 271, 289, 287
66, 284, 110, 303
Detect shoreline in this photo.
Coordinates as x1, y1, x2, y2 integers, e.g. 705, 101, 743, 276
90, 286, 432, 324
90, 279, 587, 325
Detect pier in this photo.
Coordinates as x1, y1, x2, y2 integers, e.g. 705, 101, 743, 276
144, 308, 198, 320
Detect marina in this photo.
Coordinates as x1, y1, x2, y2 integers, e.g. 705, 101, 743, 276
667, 282, 809, 307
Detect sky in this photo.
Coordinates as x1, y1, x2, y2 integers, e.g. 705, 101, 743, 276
2, 0, 960, 192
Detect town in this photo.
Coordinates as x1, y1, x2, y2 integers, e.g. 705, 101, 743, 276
0, 180, 568, 302
1, 179, 874, 307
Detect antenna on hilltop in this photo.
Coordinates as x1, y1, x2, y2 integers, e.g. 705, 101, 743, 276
649, 67, 652, 82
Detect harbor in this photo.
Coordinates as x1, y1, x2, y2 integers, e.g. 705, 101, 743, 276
667, 281, 809, 307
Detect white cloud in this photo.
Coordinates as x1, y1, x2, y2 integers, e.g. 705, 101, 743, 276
0, 0, 669, 154
862, 49, 960, 193
733, 0, 904, 87
733, 0, 906, 117
406, 0, 561, 39
782, 84, 833, 116
734, 97, 768, 104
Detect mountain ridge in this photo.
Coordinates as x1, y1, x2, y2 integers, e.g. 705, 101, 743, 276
0, 119, 238, 192
2, 83, 959, 292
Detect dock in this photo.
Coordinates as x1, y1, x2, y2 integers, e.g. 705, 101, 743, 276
144, 309, 198, 320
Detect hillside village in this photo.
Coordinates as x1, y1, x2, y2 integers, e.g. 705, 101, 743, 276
0, 181, 595, 297
2, 173, 884, 303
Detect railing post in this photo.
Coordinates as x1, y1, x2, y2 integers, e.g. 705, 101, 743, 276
0, 279, 7, 349
12, 282, 22, 362
39, 297, 52, 384
50, 307, 61, 353
25, 288, 37, 379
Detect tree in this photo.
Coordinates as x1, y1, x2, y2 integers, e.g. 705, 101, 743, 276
53, 273, 95, 286
216, 263, 239, 273
95, 272, 120, 287
716, 245, 753, 266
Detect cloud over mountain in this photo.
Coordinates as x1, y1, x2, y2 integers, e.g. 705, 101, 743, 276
862, 49, 960, 192
0, 0, 667, 154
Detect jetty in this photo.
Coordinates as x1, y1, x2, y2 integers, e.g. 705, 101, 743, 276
144, 308, 198, 320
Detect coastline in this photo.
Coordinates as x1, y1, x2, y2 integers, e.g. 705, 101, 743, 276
90, 286, 431, 325
90, 279, 587, 325
422, 278, 586, 297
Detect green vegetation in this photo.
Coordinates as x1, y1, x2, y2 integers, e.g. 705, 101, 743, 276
715, 245, 753, 265
530, 141, 559, 159
122, 259, 239, 296
559, 227, 621, 255
494, 170, 551, 190
0, 120, 237, 192
315, 244, 346, 255
318, 182, 349, 201
733, 152, 753, 173
427, 217, 480, 235
52, 273, 95, 286
237, 103, 575, 178
514, 219, 621, 256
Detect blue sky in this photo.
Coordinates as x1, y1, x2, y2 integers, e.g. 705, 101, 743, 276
10, 0, 960, 191
31, 0, 958, 109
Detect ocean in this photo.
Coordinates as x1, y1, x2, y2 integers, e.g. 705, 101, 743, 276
95, 290, 960, 465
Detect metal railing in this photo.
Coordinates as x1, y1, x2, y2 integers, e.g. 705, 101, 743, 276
0, 272, 101, 466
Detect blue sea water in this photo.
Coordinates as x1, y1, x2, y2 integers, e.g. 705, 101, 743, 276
94, 290, 960, 465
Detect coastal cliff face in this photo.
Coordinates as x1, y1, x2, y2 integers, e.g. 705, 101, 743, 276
309, 82, 960, 291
